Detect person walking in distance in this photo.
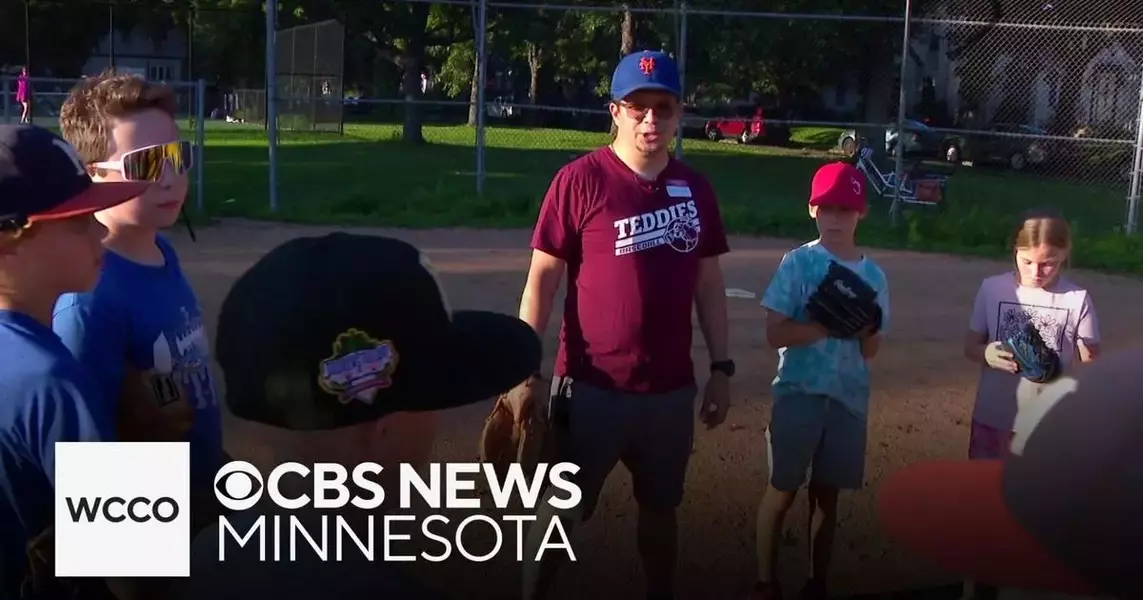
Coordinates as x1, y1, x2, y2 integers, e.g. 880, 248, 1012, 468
516, 49, 734, 600
17, 68, 31, 124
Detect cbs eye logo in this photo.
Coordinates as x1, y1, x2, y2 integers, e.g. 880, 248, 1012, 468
213, 461, 264, 511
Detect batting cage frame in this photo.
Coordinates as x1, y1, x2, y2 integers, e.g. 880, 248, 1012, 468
276, 19, 345, 134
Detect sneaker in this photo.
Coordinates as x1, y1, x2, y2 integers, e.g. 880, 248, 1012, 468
749, 581, 782, 600
798, 579, 828, 600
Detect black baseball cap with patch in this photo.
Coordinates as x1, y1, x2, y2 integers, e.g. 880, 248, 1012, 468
215, 232, 542, 430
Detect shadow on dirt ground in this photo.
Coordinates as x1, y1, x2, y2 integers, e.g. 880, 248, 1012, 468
167, 220, 1143, 600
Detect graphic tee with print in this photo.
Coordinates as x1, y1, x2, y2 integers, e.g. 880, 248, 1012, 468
968, 273, 1099, 431
760, 240, 890, 417
53, 236, 223, 484
531, 146, 730, 394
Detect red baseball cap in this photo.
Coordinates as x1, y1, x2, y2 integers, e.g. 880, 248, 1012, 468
877, 347, 1142, 598
808, 162, 866, 212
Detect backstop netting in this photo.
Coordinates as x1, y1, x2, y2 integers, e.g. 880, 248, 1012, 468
276, 19, 345, 133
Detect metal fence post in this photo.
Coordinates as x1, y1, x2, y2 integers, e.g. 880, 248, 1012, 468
195, 78, 206, 213
475, 0, 488, 195
889, 0, 912, 226
675, 2, 687, 159
266, 0, 279, 212
1126, 65, 1143, 235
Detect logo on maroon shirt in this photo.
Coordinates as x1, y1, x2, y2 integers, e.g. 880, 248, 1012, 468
613, 199, 700, 257
638, 56, 655, 76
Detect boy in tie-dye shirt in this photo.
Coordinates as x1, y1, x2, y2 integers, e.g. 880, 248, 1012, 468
751, 162, 890, 600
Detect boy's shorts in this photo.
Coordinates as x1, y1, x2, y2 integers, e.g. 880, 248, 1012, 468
547, 376, 697, 520
968, 420, 1014, 460
765, 393, 867, 491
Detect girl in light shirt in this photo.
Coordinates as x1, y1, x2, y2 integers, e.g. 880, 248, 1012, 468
960, 208, 1100, 600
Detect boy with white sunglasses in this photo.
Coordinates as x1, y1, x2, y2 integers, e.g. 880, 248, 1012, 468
51, 71, 223, 517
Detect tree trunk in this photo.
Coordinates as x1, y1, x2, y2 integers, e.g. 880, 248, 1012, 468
620, 6, 635, 56
609, 7, 637, 135
402, 3, 431, 144
527, 42, 542, 126
466, 0, 481, 127
467, 53, 480, 126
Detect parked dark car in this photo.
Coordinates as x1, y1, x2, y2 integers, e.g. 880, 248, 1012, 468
1050, 125, 1135, 182
886, 118, 949, 157
942, 123, 1050, 171
838, 118, 946, 159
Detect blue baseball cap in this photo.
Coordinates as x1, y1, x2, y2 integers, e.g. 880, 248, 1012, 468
0, 124, 146, 231
610, 50, 681, 101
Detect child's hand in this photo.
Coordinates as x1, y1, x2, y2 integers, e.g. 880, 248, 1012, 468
984, 341, 1019, 374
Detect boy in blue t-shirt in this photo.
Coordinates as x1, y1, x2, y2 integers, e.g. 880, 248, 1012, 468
51, 73, 222, 490
0, 124, 146, 596
751, 162, 890, 600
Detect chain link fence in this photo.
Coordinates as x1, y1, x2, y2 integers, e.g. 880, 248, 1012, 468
276, 19, 345, 133
891, 1, 1143, 233
0, 75, 208, 212
234, 1, 1143, 237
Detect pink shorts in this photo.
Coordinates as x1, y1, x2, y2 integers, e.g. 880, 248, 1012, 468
968, 420, 1014, 460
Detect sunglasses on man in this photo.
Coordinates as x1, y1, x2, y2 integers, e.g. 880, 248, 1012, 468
91, 140, 198, 242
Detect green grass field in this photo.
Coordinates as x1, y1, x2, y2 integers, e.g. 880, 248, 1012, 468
21, 115, 1139, 273
189, 121, 1143, 272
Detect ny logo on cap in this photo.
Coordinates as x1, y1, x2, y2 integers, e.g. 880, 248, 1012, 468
639, 56, 655, 75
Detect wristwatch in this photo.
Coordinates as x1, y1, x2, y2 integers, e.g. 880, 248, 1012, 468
710, 360, 735, 378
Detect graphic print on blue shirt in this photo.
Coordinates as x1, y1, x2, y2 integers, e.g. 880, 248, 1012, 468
53, 236, 222, 483
760, 240, 890, 417
0, 311, 108, 596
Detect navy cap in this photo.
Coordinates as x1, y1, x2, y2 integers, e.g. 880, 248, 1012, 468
610, 50, 681, 101
215, 232, 543, 431
0, 124, 146, 231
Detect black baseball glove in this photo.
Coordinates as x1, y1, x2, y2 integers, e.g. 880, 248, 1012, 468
805, 261, 883, 339
1004, 321, 1061, 384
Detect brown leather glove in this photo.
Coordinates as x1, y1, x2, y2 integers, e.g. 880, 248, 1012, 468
479, 374, 548, 480
117, 367, 195, 442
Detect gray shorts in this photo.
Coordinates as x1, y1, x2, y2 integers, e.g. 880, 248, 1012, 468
547, 376, 697, 520
765, 393, 867, 491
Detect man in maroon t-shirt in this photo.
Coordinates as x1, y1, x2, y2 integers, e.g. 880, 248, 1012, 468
516, 50, 733, 600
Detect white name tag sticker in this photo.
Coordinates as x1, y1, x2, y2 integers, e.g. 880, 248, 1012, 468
665, 185, 692, 198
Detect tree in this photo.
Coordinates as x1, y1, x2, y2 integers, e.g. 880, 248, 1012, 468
323, 1, 470, 143
0, 0, 116, 76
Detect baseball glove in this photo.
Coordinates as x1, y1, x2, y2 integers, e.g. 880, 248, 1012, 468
1004, 321, 1061, 384
117, 366, 194, 442
479, 374, 548, 485
805, 261, 883, 339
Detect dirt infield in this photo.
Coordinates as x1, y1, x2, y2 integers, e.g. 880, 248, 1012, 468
173, 219, 1143, 600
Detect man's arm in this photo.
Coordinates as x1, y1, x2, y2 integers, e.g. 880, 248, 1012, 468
694, 256, 729, 362
519, 249, 566, 336
521, 166, 579, 350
